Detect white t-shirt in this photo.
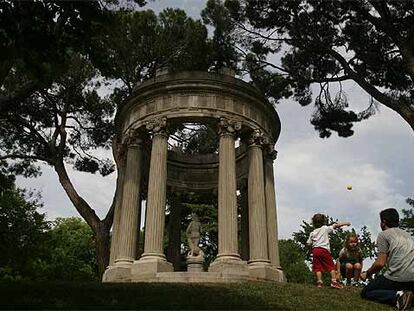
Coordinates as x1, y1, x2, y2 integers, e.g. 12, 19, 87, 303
307, 225, 334, 251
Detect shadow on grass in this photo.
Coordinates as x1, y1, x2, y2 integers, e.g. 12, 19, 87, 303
0, 281, 276, 310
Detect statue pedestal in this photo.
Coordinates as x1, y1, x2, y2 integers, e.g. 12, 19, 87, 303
186, 251, 204, 273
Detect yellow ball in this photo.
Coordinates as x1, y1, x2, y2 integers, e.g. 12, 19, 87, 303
346, 185, 353, 191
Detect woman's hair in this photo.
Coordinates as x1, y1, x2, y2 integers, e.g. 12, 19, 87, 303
344, 233, 359, 250
380, 208, 399, 228
312, 214, 326, 229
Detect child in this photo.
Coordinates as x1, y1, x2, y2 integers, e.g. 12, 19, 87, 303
336, 233, 363, 286
306, 213, 351, 288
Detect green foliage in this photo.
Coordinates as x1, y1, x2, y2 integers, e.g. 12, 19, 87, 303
92, 8, 211, 103
170, 122, 219, 154
0, 172, 50, 280
0, 1, 106, 86
0, 173, 98, 281
279, 239, 313, 284
202, 0, 238, 70
292, 215, 376, 262
225, 0, 414, 135
44, 217, 98, 281
401, 198, 414, 236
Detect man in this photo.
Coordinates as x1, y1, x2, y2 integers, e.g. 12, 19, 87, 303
361, 208, 414, 311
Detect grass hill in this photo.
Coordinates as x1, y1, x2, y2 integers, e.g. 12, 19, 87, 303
0, 281, 395, 310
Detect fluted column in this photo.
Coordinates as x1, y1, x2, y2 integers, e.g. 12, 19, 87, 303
167, 192, 183, 271
264, 148, 281, 268
216, 118, 241, 261
239, 180, 249, 261
209, 118, 248, 275
247, 130, 270, 265
114, 135, 143, 265
140, 118, 169, 261
109, 141, 127, 266
135, 195, 143, 258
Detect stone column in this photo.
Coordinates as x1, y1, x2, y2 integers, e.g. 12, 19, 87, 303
135, 195, 143, 258
239, 180, 249, 261
132, 118, 173, 278
114, 136, 143, 265
247, 130, 269, 265
264, 147, 286, 281
209, 118, 248, 275
103, 133, 143, 282
167, 192, 183, 271
247, 130, 282, 281
108, 141, 126, 266
264, 148, 281, 268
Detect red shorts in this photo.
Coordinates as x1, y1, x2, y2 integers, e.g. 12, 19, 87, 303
312, 247, 335, 272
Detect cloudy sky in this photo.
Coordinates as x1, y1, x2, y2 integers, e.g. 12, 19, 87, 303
17, 1, 414, 242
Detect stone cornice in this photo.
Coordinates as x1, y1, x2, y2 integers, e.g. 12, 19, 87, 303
115, 71, 280, 142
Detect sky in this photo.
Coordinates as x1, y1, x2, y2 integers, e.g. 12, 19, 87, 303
16, 0, 414, 243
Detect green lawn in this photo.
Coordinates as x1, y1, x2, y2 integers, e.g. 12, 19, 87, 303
0, 281, 395, 310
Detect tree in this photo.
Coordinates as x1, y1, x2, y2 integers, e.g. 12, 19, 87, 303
400, 197, 414, 236
1, 51, 116, 276
0, 1, 117, 276
224, 0, 414, 137
279, 239, 313, 284
91, 8, 212, 103
0, 1, 108, 114
44, 217, 98, 281
292, 215, 376, 262
201, 0, 239, 70
0, 172, 50, 280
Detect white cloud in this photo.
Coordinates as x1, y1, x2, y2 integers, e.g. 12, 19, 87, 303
17, 164, 116, 221
274, 96, 414, 240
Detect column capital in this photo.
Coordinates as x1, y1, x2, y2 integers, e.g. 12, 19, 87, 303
246, 129, 270, 147
146, 117, 168, 137
218, 117, 241, 137
264, 146, 278, 161
112, 136, 127, 168
125, 129, 144, 147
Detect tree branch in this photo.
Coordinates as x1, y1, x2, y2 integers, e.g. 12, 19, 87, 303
0, 153, 51, 163
54, 160, 102, 230
0, 81, 39, 114
328, 48, 414, 132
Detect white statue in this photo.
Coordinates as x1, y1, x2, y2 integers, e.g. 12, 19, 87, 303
186, 213, 202, 257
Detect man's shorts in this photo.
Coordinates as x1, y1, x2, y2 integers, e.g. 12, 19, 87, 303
312, 247, 335, 272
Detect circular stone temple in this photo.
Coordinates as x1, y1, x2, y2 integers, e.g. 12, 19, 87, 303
103, 70, 285, 283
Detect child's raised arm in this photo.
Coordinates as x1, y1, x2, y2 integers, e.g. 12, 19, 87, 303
332, 221, 351, 229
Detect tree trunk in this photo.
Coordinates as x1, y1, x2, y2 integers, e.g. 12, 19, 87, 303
54, 160, 112, 278
94, 222, 111, 277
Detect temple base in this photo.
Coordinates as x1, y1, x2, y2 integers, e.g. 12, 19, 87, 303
248, 262, 286, 282
102, 263, 132, 283
209, 258, 249, 276
131, 258, 173, 280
